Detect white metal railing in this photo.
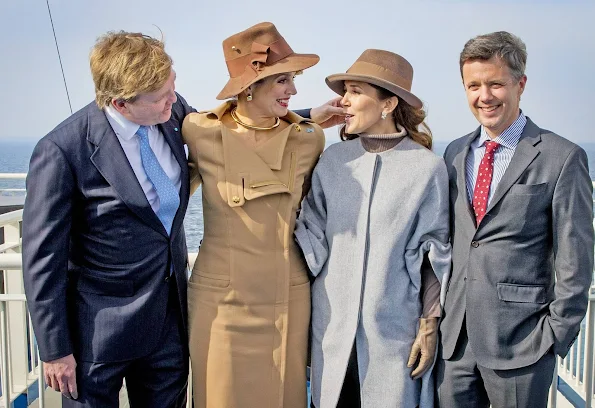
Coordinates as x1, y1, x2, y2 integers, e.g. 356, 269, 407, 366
2, 179, 595, 407
552, 284, 595, 408
0, 210, 195, 407
0, 173, 26, 195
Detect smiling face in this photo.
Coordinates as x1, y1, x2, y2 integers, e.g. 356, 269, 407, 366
462, 56, 526, 138
341, 80, 398, 135
248, 72, 298, 118
114, 70, 177, 126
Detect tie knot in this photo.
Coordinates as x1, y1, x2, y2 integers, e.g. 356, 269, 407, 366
136, 125, 149, 140
485, 141, 499, 154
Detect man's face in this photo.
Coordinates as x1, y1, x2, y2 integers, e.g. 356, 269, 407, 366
462, 57, 526, 138
115, 70, 177, 126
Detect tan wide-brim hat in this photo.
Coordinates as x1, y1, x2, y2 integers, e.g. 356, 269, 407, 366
326, 49, 423, 109
217, 22, 320, 100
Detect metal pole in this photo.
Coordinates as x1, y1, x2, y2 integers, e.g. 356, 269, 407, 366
583, 291, 594, 408
1, 302, 11, 406
38, 356, 45, 408
549, 359, 558, 408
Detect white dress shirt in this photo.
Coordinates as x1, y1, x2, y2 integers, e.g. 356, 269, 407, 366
465, 112, 527, 205
104, 105, 181, 214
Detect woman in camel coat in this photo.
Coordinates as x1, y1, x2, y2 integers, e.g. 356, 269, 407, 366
182, 22, 324, 408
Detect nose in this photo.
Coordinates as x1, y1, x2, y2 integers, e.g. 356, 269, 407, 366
341, 93, 350, 107
287, 81, 297, 96
169, 89, 177, 104
479, 85, 493, 103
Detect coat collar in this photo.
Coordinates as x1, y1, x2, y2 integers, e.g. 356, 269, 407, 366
456, 117, 542, 231
455, 128, 479, 229
86, 103, 188, 239
484, 117, 541, 215
204, 101, 311, 207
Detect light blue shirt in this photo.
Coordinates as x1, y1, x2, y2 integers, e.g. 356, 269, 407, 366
104, 105, 181, 213
466, 112, 527, 205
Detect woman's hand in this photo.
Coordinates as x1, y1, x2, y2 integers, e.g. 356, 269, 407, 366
310, 97, 345, 129
407, 317, 438, 379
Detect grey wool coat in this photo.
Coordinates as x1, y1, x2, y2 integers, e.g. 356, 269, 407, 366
295, 136, 452, 408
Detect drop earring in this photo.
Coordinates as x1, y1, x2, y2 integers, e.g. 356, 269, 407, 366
381, 112, 387, 120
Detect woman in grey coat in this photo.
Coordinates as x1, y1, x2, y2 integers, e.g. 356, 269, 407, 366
295, 50, 452, 408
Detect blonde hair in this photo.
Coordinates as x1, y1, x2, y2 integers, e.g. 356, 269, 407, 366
341, 84, 433, 150
90, 31, 173, 108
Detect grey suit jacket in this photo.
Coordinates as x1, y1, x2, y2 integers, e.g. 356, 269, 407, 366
23, 94, 194, 363
440, 117, 593, 370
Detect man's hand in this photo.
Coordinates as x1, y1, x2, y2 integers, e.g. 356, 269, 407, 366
44, 354, 78, 399
309, 97, 345, 129
407, 317, 438, 379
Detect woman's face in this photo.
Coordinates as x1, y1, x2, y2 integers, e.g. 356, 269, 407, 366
249, 72, 298, 118
341, 80, 392, 135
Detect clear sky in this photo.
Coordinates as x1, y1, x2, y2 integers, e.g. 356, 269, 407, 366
1, 0, 592, 144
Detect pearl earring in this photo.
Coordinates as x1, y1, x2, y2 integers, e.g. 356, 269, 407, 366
381, 112, 387, 120
247, 95, 253, 102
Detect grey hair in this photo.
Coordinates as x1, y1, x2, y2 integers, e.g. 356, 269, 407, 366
459, 31, 527, 80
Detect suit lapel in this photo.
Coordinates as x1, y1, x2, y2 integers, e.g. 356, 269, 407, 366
455, 129, 479, 230
87, 106, 167, 237
159, 121, 189, 239
485, 118, 541, 215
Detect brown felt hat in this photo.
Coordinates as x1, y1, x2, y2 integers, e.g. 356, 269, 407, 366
217, 22, 320, 100
326, 49, 423, 109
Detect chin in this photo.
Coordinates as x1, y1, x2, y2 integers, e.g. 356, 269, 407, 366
274, 107, 288, 117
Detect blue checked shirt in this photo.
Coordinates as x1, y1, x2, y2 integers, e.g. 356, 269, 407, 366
466, 112, 527, 205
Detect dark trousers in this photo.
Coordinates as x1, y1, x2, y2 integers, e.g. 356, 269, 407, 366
436, 326, 556, 408
337, 343, 361, 408
310, 343, 361, 408
63, 279, 188, 408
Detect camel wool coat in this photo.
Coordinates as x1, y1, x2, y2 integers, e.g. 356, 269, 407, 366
182, 101, 324, 408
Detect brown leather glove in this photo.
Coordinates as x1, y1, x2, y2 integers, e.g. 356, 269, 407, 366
407, 317, 438, 379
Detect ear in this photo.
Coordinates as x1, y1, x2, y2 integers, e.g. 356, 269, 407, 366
111, 98, 129, 115
383, 95, 399, 114
518, 74, 527, 96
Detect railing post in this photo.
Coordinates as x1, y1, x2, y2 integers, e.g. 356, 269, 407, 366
584, 289, 594, 408
3, 218, 29, 396
549, 359, 558, 408
1, 301, 11, 406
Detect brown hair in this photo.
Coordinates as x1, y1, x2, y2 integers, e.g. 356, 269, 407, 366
459, 31, 527, 81
90, 31, 173, 108
340, 84, 433, 150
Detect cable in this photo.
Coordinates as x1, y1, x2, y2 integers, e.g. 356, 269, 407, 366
46, 0, 73, 114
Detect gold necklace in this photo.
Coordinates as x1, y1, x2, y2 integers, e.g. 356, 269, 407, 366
230, 108, 280, 131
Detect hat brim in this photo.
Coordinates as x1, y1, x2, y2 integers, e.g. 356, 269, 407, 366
217, 53, 320, 100
325, 73, 423, 109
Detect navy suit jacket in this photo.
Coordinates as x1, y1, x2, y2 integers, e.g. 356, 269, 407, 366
23, 94, 195, 363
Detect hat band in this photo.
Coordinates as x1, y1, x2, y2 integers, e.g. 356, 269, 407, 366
226, 38, 294, 78
346, 61, 412, 92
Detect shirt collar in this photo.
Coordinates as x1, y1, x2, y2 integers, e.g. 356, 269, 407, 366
104, 105, 156, 141
477, 111, 527, 150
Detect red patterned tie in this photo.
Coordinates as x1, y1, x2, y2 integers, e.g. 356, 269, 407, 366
472, 141, 500, 225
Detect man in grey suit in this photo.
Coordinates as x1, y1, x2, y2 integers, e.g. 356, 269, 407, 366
436, 31, 594, 407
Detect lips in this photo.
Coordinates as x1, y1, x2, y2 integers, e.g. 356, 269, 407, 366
277, 98, 289, 108
479, 105, 500, 114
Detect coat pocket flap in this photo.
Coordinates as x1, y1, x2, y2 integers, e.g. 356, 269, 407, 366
496, 283, 546, 303
509, 183, 547, 195
76, 274, 135, 297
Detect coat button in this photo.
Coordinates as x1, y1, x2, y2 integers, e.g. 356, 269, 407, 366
232, 196, 240, 204
295, 125, 301, 132
471, 241, 479, 248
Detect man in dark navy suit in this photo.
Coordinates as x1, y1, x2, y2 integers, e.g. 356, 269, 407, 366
23, 31, 194, 407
